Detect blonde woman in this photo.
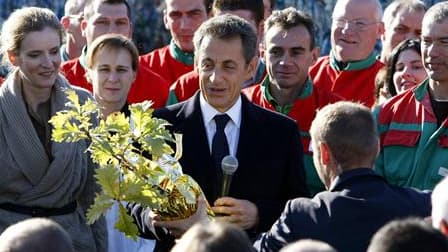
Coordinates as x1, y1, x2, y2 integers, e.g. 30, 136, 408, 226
85, 33, 155, 252
0, 7, 105, 252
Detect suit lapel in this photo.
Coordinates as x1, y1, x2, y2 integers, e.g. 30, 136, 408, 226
178, 93, 220, 202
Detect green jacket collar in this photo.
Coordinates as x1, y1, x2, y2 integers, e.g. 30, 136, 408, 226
261, 76, 313, 114
169, 40, 194, 65
414, 78, 429, 101
330, 51, 377, 71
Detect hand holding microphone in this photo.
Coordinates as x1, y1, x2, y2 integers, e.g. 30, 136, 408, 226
220, 155, 238, 197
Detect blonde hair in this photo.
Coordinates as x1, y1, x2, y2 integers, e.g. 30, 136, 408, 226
0, 7, 63, 65
85, 33, 139, 72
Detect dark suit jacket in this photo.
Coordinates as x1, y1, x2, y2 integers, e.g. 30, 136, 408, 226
153, 92, 309, 231
254, 168, 432, 252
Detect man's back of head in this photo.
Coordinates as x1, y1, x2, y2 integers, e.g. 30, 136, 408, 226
0, 218, 74, 252
432, 177, 448, 236
368, 218, 448, 252
280, 239, 336, 252
171, 222, 254, 252
310, 101, 379, 185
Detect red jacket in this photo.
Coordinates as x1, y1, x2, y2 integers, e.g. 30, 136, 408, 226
61, 58, 169, 108
309, 54, 383, 107
167, 62, 267, 105
139, 45, 194, 86
243, 77, 340, 195
167, 70, 200, 105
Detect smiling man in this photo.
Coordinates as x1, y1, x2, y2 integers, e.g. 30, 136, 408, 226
131, 14, 309, 252
243, 7, 340, 196
374, 1, 448, 191
309, 0, 384, 107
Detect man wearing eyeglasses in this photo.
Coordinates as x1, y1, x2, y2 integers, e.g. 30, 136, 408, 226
309, 0, 384, 108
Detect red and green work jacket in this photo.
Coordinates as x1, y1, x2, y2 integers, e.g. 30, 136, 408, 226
167, 61, 267, 105
167, 70, 200, 105
309, 52, 383, 108
243, 76, 340, 195
139, 41, 194, 86
61, 48, 169, 108
374, 80, 448, 190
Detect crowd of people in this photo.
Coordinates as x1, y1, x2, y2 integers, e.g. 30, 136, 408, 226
0, 0, 448, 252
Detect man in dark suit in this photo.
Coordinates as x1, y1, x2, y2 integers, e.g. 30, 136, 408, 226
253, 101, 432, 252
131, 14, 308, 249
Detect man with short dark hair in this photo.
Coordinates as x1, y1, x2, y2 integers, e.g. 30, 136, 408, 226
254, 101, 431, 252
243, 7, 339, 195
60, 0, 169, 108
139, 0, 212, 85
167, 0, 266, 105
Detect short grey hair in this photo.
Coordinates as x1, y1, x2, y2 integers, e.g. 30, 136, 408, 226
333, 0, 383, 21
310, 101, 378, 169
423, 1, 448, 25
382, 0, 427, 25
193, 14, 257, 65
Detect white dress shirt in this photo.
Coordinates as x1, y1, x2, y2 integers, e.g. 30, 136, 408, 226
199, 94, 242, 157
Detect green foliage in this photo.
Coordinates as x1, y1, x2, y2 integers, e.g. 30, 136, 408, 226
51, 91, 212, 239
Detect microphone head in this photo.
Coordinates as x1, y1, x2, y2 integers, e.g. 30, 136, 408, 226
221, 155, 239, 175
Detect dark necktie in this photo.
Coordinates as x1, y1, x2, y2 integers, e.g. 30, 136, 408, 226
212, 114, 230, 169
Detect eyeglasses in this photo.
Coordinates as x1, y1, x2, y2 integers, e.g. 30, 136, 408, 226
333, 18, 380, 32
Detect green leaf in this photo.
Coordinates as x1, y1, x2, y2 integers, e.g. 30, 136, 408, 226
50, 91, 212, 238
95, 164, 120, 198
105, 112, 130, 133
86, 193, 114, 224
115, 203, 139, 240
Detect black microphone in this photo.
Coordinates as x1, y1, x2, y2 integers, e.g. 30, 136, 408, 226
220, 155, 239, 197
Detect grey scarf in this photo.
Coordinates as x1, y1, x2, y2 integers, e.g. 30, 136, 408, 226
0, 69, 88, 207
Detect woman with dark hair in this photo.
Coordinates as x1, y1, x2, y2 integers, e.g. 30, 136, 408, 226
385, 39, 427, 96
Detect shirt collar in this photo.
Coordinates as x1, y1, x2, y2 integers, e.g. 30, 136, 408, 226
329, 50, 377, 71
169, 40, 194, 66
199, 92, 242, 128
